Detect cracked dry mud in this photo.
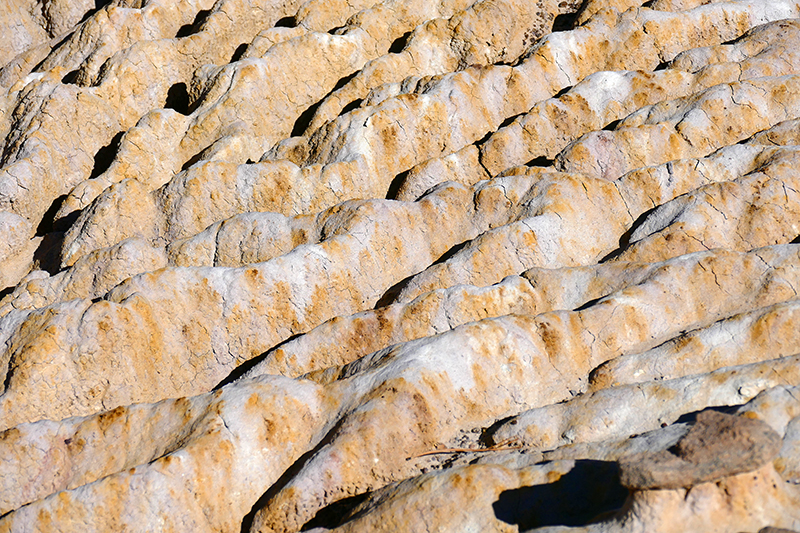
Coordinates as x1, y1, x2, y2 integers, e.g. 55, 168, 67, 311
2, 0, 800, 531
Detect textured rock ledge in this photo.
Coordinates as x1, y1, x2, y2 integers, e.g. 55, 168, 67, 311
2, 0, 800, 531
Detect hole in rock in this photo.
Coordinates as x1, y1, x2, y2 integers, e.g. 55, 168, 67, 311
481, 415, 518, 446
551, 13, 577, 32
599, 247, 624, 263
290, 105, 320, 137
180, 146, 210, 171
791, 235, 800, 244
339, 98, 363, 116
603, 119, 621, 131
526, 156, 554, 167
54, 210, 80, 234
2, 353, 14, 392
553, 85, 573, 98
575, 295, 606, 312
328, 25, 347, 35
432, 240, 471, 266
598, 203, 659, 262
165, 82, 192, 115
213, 332, 303, 390
493, 460, 628, 529
0, 285, 14, 301
474, 129, 494, 147
175, 9, 211, 38
374, 273, 417, 308
31, 232, 65, 276
385, 169, 409, 200
641, 0, 655, 7
61, 69, 80, 85
653, 60, 670, 71
388, 31, 412, 53
291, 71, 358, 137
36, 194, 78, 236
301, 492, 372, 530
274, 16, 297, 28
498, 112, 525, 129
89, 130, 124, 180
230, 43, 249, 62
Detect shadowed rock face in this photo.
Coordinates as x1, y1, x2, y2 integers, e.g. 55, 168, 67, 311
619, 410, 782, 490
3, 0, 800, 531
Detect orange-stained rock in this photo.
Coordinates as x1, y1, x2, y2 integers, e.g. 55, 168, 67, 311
3, 0, 800, 531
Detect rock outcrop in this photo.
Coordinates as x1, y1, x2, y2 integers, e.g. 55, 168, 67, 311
2, 0, 800, 531
618, 410, 783, 490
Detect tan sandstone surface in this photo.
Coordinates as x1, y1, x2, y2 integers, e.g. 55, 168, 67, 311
2, 0, 800, 531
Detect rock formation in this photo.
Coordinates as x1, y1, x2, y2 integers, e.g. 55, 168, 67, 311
2, 0, 800, 530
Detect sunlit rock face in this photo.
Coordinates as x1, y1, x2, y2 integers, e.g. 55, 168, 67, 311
2, 0, 800, 531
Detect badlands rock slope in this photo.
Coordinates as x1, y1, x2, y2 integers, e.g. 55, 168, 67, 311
3, 0, 800, 530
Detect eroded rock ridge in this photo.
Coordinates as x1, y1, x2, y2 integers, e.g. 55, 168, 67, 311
2, 0, 800, 531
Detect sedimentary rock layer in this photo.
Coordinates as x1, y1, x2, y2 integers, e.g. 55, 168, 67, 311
2, 0, 800, 531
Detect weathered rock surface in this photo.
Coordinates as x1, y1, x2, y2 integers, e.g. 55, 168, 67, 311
3, 0, 800, 531
618, 410, 782, 489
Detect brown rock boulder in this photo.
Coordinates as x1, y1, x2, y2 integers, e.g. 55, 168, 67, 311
619, 410, 782, 490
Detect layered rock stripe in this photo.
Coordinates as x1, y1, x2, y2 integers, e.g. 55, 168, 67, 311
3, 0, 800, 531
